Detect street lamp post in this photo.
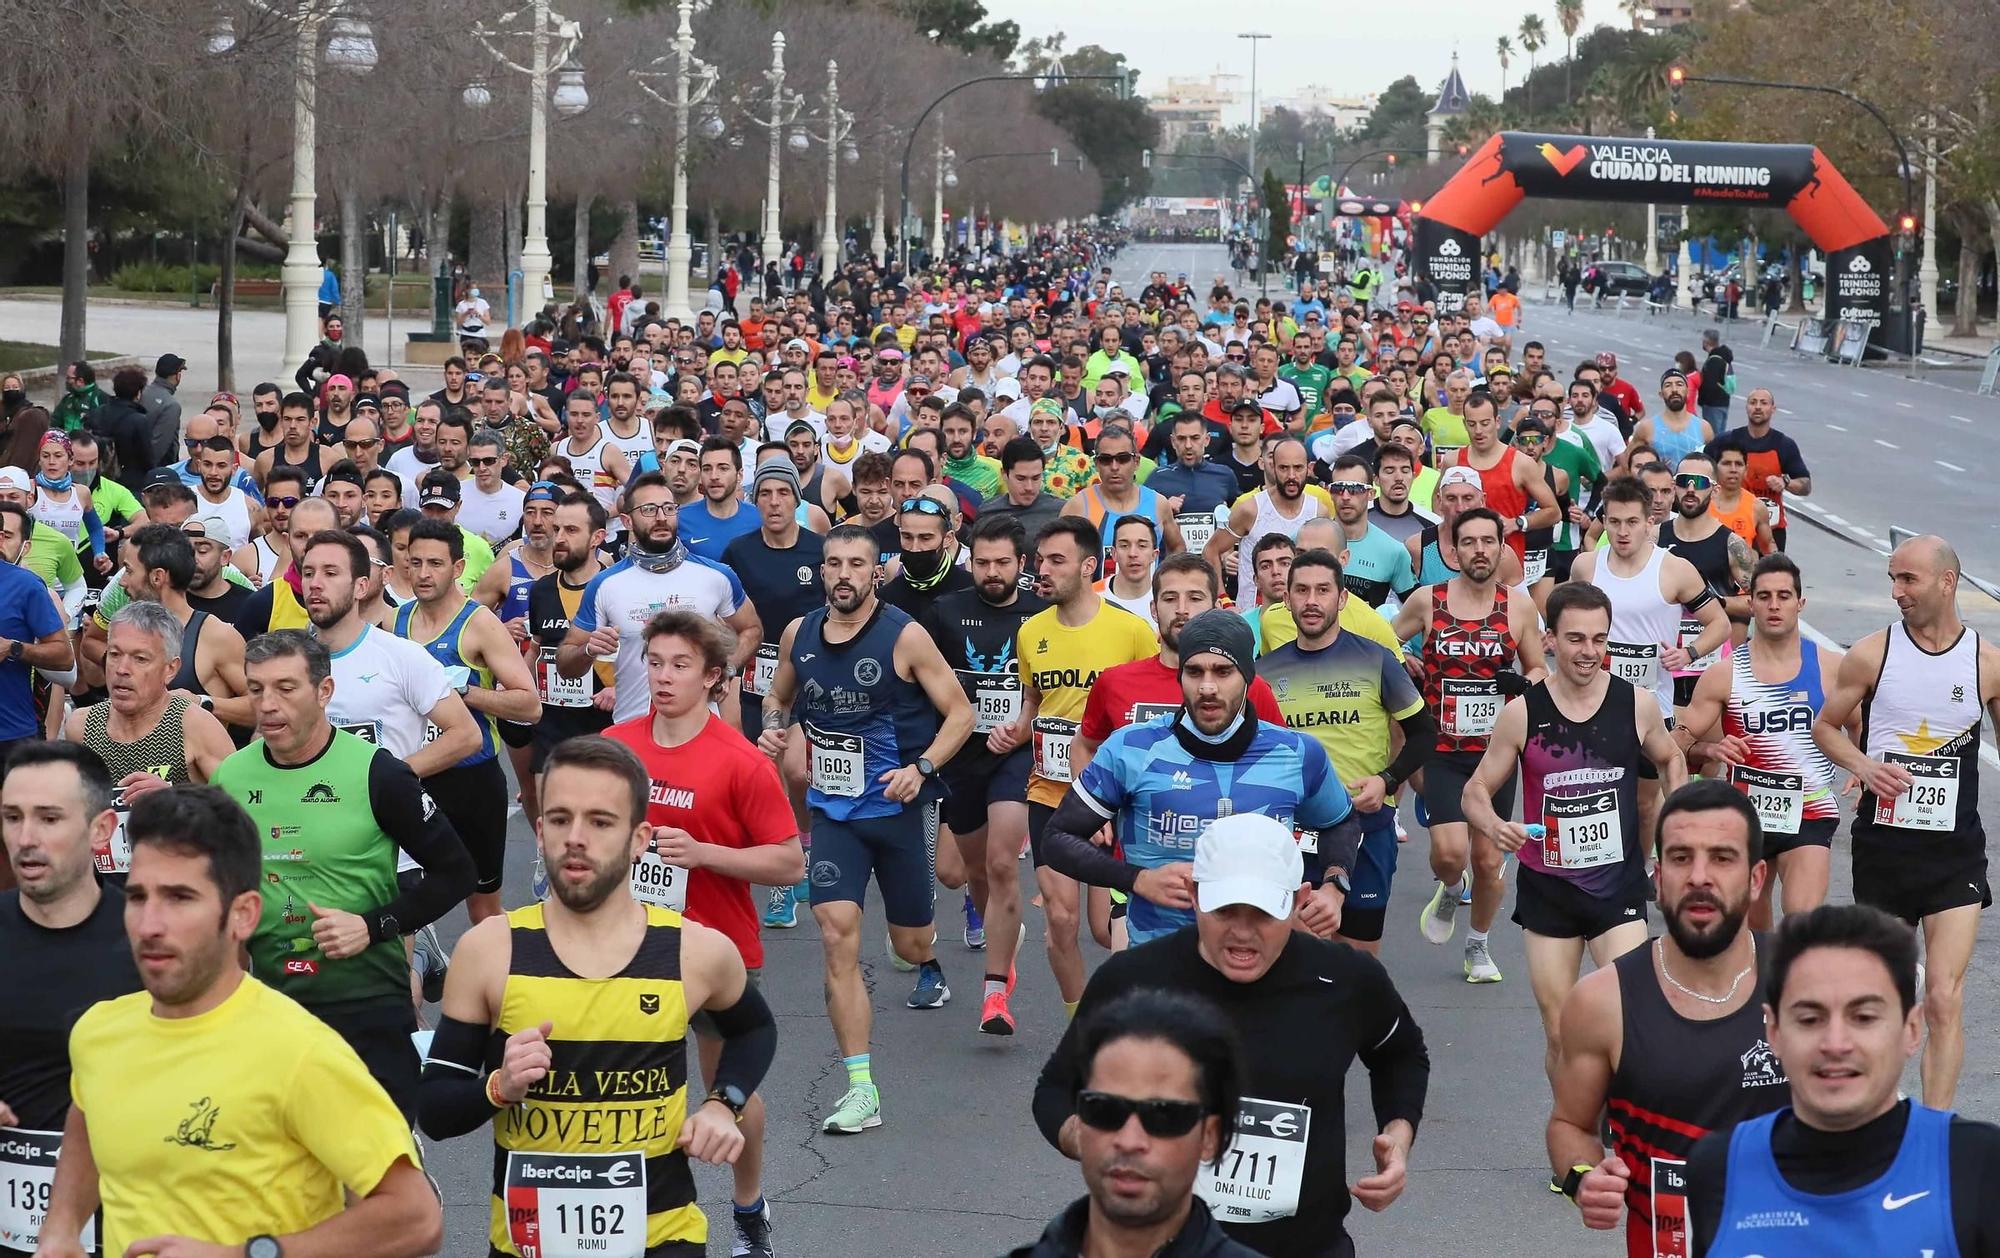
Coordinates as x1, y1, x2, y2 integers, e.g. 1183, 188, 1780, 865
751, 33, 808, 272
210, 3, 378, 370
1240, 31, 1269, 291
1919, 115, 1939, 319
810, 60, 858, 273
631, 0, 719, 322
468, 0, 587, 327
930, 122, 956, 262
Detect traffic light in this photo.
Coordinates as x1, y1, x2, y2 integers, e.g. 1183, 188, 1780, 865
1667, 65, 1686, 119
1455, 143, 1470, 157
1409, 200, 1424, 214
1386, 153, 1398, 167
1898, 212, 1918, 235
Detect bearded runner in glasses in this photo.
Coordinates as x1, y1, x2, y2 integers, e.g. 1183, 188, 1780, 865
1035, 814, 1430, 1258
1061, 424, 1184, 573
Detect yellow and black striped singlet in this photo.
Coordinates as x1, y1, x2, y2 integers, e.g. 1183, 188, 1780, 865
488, 901, 702, 1257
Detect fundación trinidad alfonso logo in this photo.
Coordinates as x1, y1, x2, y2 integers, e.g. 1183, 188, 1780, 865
1848, 255, 1873, 273
1537, 142, 1590, 177
1437, 239, 1463, 257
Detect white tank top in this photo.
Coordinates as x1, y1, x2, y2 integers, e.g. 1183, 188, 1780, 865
1234, 491, 1323, 607
563, 429, 619, 509
251, 533, 284, 586
196, 486, 254, 554
1590, 543, 1680, 716
603, 415, 652, 466
32, 485, 85, 544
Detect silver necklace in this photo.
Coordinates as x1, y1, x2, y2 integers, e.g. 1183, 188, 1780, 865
1656, 936, 1756, 1006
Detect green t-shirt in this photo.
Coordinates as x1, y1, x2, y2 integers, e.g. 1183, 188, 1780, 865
944, 452, 1003, 501
1421, 406, 1470, 457
1544, 432, 1603, 552
22, 521, 83, 592
1279, 362, 1334, 420
458, 526, 494, 594
215, 731, 408, 1008
88, 476, 141, 527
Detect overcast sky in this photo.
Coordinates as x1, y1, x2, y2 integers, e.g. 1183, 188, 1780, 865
991, 0, 1638, 122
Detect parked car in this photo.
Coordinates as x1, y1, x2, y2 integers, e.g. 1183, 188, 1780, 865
1586, 260, 1652, 298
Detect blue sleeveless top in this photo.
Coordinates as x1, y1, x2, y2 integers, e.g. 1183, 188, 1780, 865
790, 602, 940, 820
395, 598, 500, 765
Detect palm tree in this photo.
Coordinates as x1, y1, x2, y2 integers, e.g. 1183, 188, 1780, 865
1518, 14, 1547, 115
1555, 0, 1584, 104
1620, 0, 1652, 30
1496, 36, 1514, 98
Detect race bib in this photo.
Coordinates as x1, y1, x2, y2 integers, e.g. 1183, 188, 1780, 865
1543, 790, 1624, 869
1676, 616, 1718, 674
957, 670, 1022, 735
1127, 702, 1178, 725
1523, 548, 1549, 583
1199, 1097, 1309, 1224
742, 643, 781, 699
628, 851, 688, 911
504, 1150, 647, 1258
1439, 677, 1501, 739
1176, 511, 1218, 554
1033, 716, 1078, 783
805, 723, 866, 798
0, 1127, 96, 1254
1731, 764, 1802, 836
1874, 752, 1959, 832
538, 645, 595, 708
1607, 641, 1662, 691
337, 720, 382, 745
1651, 1157, 1690, 1258
1432, 444, 1464, 468
93, 783, 133, 875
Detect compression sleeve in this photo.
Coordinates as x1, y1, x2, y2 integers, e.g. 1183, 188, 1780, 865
702, 984, 778, 1100
416, 1015, 504, 1139
1040, 787, 1140, 894
81, 508, 105, 558
1353, 955, 1430, 1137
365, 750, 476, 938
1382, 710, 1435, 790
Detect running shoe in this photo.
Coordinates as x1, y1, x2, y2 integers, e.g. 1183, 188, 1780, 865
762, 884, 798, 930
1419, 875, 1467, 945
731, 1201, 774, 1258
1459, 878, 1474, 906
907, 964, 950, 1009
822, 1083, 882, 1134
964, 893, 986, 949
412, 924, 448, 1004
979, 989, 1016, 1036
1464, 938, 1503, 984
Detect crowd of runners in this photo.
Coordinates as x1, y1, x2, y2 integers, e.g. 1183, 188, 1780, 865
1, 221, 1996, 1258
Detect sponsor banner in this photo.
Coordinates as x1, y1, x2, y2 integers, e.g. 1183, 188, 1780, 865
1414, 219, 1481, 312
1499, 132, 1818, 207
1823, 236, 1892, 331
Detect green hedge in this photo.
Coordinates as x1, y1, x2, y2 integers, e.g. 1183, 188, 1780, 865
109, 261, 282, 292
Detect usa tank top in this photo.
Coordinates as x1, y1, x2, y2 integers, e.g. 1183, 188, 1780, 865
1591, 544, 1680, 718
1608, 939, 1787, 1258
1719, 639, 1838, 831
394, 597, 499, 765
1421, 585, 1517, 754
1857, 623, 1983, 839
1519, 679, 1644, 894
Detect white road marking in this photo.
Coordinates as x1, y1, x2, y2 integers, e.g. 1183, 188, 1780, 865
1777, 407, 1796, 415
1852, 390, 1870, 398
1952, 414, 1974, 423
1874, 439, 1899, 449
1825, 423, 1848, 431
1938, 460, 1967, 472
1896, 401, 1914, 409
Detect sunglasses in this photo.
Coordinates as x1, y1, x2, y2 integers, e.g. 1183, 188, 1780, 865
185, 436, 234, 452
266, 495, 302, 510
899, 496, 949, 517
345, 438, 380, 450
1074, 1090, 1205, 1138
1330, 480, 1372, 495
1674, 473, 1714, 491
1095, 451, 1136, 466
468, 456, 500, 468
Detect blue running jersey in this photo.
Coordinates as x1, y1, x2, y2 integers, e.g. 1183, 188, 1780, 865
1075, 715, 1352, 943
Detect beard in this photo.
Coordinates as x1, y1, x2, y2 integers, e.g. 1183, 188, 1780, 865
631, 524, 678, 555
1663, 889, 1749, 960
549, 849, 631, 914
307, 589, 356, 629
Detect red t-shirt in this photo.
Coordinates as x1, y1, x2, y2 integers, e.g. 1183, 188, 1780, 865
1603, 377, 1643, 420
606, 713, 797, 969
1079, 654, 1284, 744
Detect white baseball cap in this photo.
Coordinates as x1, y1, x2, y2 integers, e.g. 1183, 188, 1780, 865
183, 514, 238, 549
0, 467, 29, 494
992, 377, 1023, 401
1193, 814, 1302, 920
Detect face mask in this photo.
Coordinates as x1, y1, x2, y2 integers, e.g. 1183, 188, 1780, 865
899, 545, 950, 584
2, 389, 22, 408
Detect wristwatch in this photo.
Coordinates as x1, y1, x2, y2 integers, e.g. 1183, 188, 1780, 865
914, 756, 937, 778
1327, 872, 1352, 897
369, 910, 400, 944
245, 1236, 283, 1258
5, 640, 20, 663
707, 1084, 749, 1119
1559, 1163, 1594, 1203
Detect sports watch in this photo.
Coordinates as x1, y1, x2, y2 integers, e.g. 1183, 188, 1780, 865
245, 1237, 283, 1258
915, 757, 937, 778
707, 1084, 749, 1119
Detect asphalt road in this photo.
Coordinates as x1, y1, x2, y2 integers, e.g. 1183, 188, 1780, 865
13, 245, 1997, 1255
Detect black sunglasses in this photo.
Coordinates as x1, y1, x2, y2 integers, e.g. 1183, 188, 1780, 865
468, 456, 500, 468
1095, 451, 1136, 466
266, 495, 303, 510
1075, 1090, 1205, 1138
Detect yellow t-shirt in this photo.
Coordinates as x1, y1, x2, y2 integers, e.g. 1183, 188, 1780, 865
807, 382, 840, 413
69, 977, 417, 1256
1259, 598, 1408, 660
1421, 406, 1470, 455
1017, 601, 1158, 807
707, 347, 750, 368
